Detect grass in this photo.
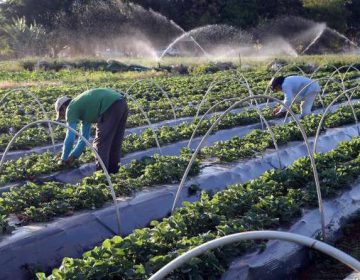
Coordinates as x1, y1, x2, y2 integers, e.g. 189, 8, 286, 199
1, 54, 359, 73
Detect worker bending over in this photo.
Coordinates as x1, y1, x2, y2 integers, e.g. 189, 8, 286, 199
270, 75, 321, 118
54, 88, 128, 174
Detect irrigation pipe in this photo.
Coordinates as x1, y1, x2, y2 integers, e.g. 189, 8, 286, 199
0, 120, 122, 234
148, 230, 360, 280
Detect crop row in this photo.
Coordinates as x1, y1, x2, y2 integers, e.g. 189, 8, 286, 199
36, 136, 360, 279
0, 67, 352, 149
2, 98, 359, 186
201, 103, 360, 161
0, 105, 275, 185
0, 70, 263, 126
0, 79, 354, 152
1, 100, 359, 231
0, 88, 335, 151
0, 153, 200, 231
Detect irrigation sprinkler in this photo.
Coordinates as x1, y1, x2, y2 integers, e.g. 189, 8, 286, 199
313, 85, 360, 154
121, 92, 162, 155
125, 79, 177, 120
172, 95, 326, 240
148, 230, 360, 280
0, 120, 122, 235
159, 29, 210, 60
0, 88, 56, 152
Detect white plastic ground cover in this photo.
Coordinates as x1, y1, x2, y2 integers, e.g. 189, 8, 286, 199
0, 123, 356, 280
0, 101, 278, 162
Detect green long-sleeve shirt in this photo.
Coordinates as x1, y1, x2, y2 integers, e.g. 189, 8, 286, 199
67, 88, 123, 123
61, 88, 124, 160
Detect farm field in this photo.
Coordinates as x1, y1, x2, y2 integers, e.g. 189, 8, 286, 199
1, 57, 360, 280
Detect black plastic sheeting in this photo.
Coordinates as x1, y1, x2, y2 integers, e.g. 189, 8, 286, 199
222, 132, 360, 280
0, 123, 357, 280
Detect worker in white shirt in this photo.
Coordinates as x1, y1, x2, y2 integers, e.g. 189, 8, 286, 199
270, 75, 321, 118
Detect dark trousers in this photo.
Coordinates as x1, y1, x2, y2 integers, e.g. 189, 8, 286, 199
93, 98, 128, 174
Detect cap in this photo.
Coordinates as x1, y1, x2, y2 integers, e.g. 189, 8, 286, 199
55, 96, 71, 121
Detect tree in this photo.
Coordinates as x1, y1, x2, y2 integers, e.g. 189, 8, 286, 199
1, 17, 48, 58
221, 0, 258, 28
0, 0, 82, 30
345, 0, 360, 39
302, 0, 350, 32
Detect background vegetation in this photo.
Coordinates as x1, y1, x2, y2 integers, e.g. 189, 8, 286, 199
0, 0, 360, 59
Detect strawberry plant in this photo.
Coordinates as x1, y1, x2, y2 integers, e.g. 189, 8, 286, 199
38, 137, 360, 279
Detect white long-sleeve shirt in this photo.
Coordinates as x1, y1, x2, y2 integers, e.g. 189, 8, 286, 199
280, 76, 321, 111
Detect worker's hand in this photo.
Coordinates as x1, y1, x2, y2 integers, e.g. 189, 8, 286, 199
273, 107, 281, 115
65, 155, 75, 166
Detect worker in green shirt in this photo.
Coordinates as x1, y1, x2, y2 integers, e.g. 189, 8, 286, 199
54, 88, 128, 174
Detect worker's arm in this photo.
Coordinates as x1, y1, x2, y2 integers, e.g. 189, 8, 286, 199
61, 122, 78, 160
279, 83, 293, 113
68, 122, 91, 159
